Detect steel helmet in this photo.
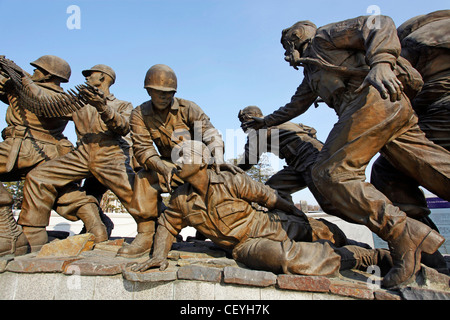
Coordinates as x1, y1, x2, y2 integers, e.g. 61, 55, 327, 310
82, 64, 116, 84
30, 55, 71, 83
144, 64, 177, 92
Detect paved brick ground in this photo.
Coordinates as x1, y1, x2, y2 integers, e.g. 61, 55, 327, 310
1, 235, 449, 300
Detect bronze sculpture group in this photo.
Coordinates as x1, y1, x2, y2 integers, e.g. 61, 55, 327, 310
0, 10, 449, 289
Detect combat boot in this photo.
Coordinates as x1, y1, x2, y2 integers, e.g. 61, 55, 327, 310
336, 245, 393, 275
0, 205, 28, 257
22, 226, 48, 252
77, 203, 108, 243
117, 220, 155, 258
382, 217, 444, 289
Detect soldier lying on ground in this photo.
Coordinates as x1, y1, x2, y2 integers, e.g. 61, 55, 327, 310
131, 140, 392, 277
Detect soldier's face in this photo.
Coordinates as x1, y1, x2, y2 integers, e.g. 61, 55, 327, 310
147, 88, 175, 110
174, 159, 203, 181
30, 68, 49, 82
85, 71, 103, 87
238, 111, 253, 132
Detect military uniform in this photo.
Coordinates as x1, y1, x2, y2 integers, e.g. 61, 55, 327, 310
19, 94, 144, 227
371, 11, 450, 222
130, 96, 225, 219
160, 169, 343, 276
261, 15, 450, 242
131, 97, 224, 172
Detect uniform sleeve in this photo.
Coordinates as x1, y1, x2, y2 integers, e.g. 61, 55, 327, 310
99, 101, 132, 136
186, 101, 225, 163
238, 131, 262, 170
233, 173, 278, 209
157, 196, 186, 237
130, 106, 160, 168
317, 15, 401, 68
264, 77, 318, 127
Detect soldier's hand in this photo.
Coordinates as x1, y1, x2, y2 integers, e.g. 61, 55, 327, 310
291, 204, 308, 222
241, 116, 266, 131
0, 74, 12, 94
213, 163, 244, 175
355, 62, 403, 102
80, 85, 107, 111
160, 163, 175, 193
130, 257, 169, 272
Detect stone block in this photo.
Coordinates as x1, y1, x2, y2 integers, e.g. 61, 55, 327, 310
92, 275, 134, 300
400, 286, 450, 300
277, 274, 331, 292
374, 290, 402, 300
177, 265, 222, 283
134, 281, 175, 299
37, 234, 95, 258
223, 266, 277, 287
174, 280, 217, 300
94, 238, 125, 253
0, 272, 18, 299
260, 287, 313, 300
54, 273, 96, 300
13, 273, 59, 300
63, 256, 128, 276
415, 265, 450, 292
329, 279, 374, 300
123, 267, 178, 282
0, 256, 12, 273
6, 256, 80, 273
214, 282, 261, 300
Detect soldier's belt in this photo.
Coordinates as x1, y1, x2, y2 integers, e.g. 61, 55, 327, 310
2, 126, 66, 172
2, 126, 65, 144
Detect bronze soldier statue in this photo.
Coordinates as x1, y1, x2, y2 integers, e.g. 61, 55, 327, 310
0, 55, 99, 255
243, 16, 449, 288
18, 64, 147, 251
126, 64, 241, 258
238, 105, 368, 225
131, 140, 392, 276
370, 10, 450, 273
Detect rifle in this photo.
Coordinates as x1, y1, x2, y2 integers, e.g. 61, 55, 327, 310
0, 55, 94, 117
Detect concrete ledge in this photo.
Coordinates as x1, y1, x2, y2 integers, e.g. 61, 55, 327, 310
1, 238, 449, 300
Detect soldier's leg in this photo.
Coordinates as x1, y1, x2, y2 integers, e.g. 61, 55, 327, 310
0, 183, 28, 257
371, 156, 429, 219
265, 166, 306, 203
18, 148, 90, 250
311, 89, 445, 287
80, 177, 114, 237
381, 122, 450, 201
0, 140, 39, 256
88, 148, 161, 257
116, 169, 161, 258
54, 183, 108, 243
232, 237, 341, 276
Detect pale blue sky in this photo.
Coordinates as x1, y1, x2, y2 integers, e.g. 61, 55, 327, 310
0, 0, 447, 205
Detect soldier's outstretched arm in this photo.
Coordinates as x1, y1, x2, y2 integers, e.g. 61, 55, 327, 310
130, 225, 174, 272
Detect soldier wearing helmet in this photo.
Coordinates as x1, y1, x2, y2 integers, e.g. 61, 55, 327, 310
19, 63, 147, 252
243, 16, 450, 288
125, 64, 241, 258
0, 55, 100, 256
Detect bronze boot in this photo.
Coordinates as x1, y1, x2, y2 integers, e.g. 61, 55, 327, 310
22, 226, 48, 253
77, 203, 108, 243
117, 220, 155, 258
336, 245, 393, 275
382, 217, 445, 289
0, 205, 28, 257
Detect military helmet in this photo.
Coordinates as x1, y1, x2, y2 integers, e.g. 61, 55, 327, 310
144, 64, 177, 92
82, 64, 116, 84
30, 55, 71, 83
